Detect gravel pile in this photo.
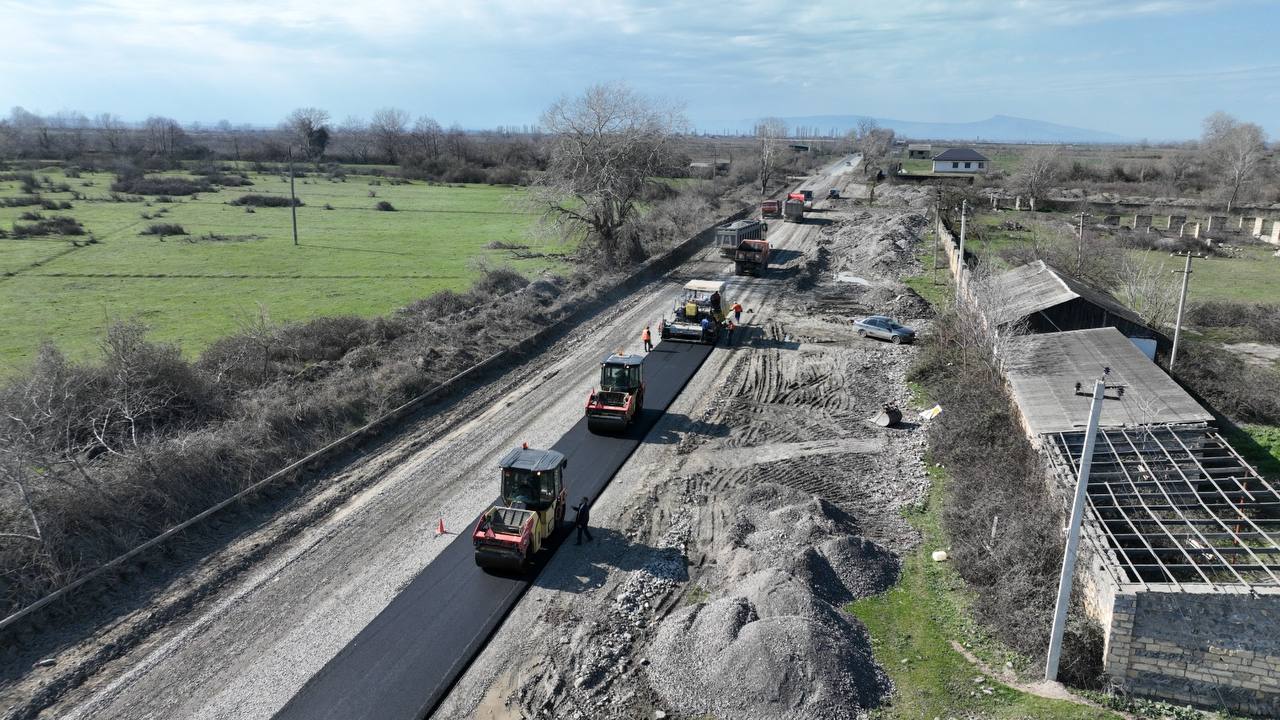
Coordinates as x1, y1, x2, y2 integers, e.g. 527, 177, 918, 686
823, 211, 929, 280
645, 483, 895, 720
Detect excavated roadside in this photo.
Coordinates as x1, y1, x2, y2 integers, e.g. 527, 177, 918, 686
437, 188, 935, 720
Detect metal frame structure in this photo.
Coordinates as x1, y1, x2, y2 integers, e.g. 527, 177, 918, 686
1049, 424, 1280, 591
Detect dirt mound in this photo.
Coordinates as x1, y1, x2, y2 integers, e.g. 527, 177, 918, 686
645, 483, 895, 720
648, 573, 889, 720
822, 211, 928, 280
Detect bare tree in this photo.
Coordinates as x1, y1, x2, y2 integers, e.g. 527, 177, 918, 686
95, 112, 127, 154
1013, 146, 1061, 207
284, 107, 331, 161
444, 123, 471, 162
851, 117, 895, 171
410, 115, 442, 159
370, 108, 409, 163
1116, 256, 1180, 331
143, 116, 187, 159
754, 117, 788, 196
1164, 151, 1194, 185
534, 83, 685, 266
1201, 111, 1267, 211
336, 116, 373, 163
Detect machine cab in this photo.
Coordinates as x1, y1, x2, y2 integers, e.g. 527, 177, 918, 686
497, 446, 566, 512
600, 354, 643, 392
677, 279, 726, 321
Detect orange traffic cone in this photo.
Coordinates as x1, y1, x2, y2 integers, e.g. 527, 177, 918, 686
436, 517, 446, 536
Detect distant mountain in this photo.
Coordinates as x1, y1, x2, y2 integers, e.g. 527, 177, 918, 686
763, 114, 1128, 143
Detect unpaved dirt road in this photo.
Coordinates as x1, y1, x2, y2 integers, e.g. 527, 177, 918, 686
435, 182, 938, 719
27, 159, 859, 720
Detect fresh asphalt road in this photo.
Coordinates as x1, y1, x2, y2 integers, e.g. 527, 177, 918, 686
274, 340, 715, 720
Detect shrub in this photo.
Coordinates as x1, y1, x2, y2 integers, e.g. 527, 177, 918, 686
11, 215, 85, 237
910, 308, 1100, 681
111, 174, 210, 196
39, 198, 72, 210
375, 200, 395, 211
141, 223, 188, 237
17, 173, 39, 194
18, 211, 43, 221
1174, 340, 1280, 424
0, 194, 43, 208
228, 194, 302, 207
1187, 300, 1280, 343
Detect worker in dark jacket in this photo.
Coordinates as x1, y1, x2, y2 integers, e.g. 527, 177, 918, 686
573, 496, 593, 544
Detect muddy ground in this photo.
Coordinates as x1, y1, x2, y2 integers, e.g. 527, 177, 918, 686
437, 183, 937, 720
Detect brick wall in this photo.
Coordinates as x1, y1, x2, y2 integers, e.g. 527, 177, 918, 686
1105, 589, 1280, 716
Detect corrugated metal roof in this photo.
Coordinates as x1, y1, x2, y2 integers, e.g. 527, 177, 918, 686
933, 148, 989, 162
1004, 327, 1212, 436
989, 261, 1148, 329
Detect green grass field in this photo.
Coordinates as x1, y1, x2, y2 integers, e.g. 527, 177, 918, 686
0, 168, 570, 370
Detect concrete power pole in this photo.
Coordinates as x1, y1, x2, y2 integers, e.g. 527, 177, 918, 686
955, 199, 967, 301
1045, 376, 1107, 682
289, 147, 299, 247
1168, 252, 1205, 371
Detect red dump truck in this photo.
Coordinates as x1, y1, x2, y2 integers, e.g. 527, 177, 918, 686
760, 199, 782, 218
734, 239, 770, 276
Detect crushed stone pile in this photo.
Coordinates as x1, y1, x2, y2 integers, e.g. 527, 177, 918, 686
645, 483, 896, 720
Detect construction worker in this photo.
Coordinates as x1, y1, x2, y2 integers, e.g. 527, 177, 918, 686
700, 316, 712, 343
709, 290, 722, 314
573, 496, 593, 544
642, 325, 653, 352
732, 301, 743, 324
726, 319, 736, 345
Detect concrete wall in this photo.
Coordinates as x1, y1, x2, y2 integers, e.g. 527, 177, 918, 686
1105, 589, 1280, 716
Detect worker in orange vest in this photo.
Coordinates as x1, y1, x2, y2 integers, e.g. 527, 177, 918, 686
642, 325, 653, 352
726, 319, 736, 346
732, 301, 743, 324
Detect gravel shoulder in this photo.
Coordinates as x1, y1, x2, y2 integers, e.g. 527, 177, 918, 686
436, 181, 937, 720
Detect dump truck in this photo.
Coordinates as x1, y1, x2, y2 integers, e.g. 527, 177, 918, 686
799, 189, 814, 209
585, 353, 645, 434
472, 445, 567, 571
714, 219, 766, 257
658, 279, 725, 344
760, 199, 781, 218
734, 239, 770, 276
783, 197, 805, 223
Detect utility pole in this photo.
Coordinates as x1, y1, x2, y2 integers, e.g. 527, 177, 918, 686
288, 147, 299, 247
1168, 251, 1205, 371
1076, 211, 1088, 276
1045, 374, 1107, 682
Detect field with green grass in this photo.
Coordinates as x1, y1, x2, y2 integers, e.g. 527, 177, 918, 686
0, 168, 570, 370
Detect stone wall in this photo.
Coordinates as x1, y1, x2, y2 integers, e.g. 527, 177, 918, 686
1105, 589, 1280, 717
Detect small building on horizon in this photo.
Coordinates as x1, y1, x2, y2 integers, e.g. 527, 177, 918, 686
906, 143, 933, 159
932, 147, 989, 173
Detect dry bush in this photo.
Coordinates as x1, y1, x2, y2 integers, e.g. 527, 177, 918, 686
1172, 340, 1280, 425
1188, 301, 1280, 343
110, 174, 209, 196
229, 193, 302, 208
910, 308, 1101, 685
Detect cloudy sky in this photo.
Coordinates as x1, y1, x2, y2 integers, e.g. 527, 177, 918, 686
2, 0, 1277, 139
